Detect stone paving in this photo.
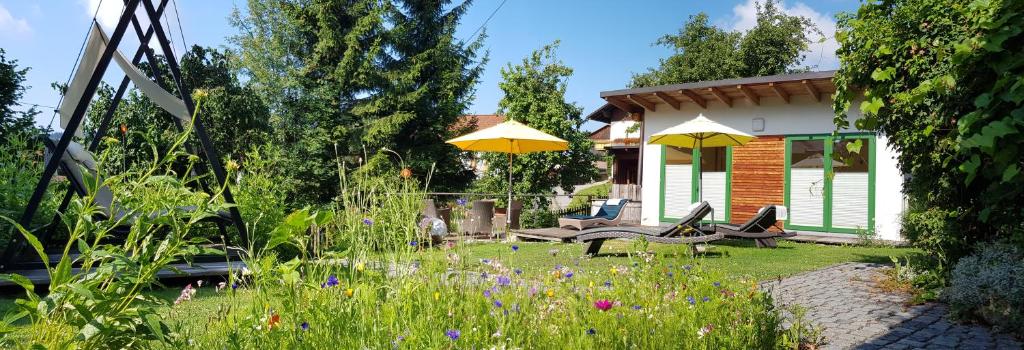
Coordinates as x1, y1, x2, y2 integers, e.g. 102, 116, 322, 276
762, 263, 1022, 350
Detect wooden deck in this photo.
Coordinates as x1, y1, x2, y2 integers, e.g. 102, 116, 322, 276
0, 260, 246, 287
512, 223, 645, 242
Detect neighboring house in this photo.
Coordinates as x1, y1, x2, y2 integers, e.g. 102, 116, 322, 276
587, 103, 642, 201
453, 114, 506, 176
587, 70, 905, 241
588, 125, 610, 180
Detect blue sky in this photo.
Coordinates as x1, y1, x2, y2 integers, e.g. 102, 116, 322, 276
1, 0, 857, 132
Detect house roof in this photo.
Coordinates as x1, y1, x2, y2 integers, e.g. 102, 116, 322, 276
453, 114, 506, 131
589, 125, 610, 141
587, 70, 837, 121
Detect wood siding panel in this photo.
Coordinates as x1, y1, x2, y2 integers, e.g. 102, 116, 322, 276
730, 136, 786, 229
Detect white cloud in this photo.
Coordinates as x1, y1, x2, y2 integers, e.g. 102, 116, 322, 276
0, 4, 32, 38
727, 0, 840, 70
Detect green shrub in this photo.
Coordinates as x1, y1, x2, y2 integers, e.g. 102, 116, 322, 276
900, 206, 964, 272
233, 144, 293, 249
0, 132, 64, 250
520, 208, 557, 229
947, 243, 1024, 336
567, 182, 609, 208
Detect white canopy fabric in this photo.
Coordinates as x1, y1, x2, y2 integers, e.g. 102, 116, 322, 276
59, 23, 190, 137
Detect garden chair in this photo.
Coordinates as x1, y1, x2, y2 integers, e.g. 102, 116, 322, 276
703, 204, 796, 248
557, 198, 629, 230
575, 201, 722, 256
459, 200, 494, 236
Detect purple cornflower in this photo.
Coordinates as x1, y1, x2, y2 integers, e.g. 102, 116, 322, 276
702, 296, 711, 302
324, 275, 339, 288
301, 322, 309, 331
410, 240, 418, 247
511, 245, 519, 252
564, 271, 574, 278
683, 265, 692, 271
493, 300, 503, 308
555, 264, 563, 270
445, 329, 460, 341
604, 280, 612, 287
528, 286, 538, 297
496, 275, 511, 286
456, 198, 468, 206
586, 328, 596, 335
481, 259, 491, 264
713, 281, 721, 287
667, 272, 674, 278
632, 305, 642, 310
514, 269, 523, 275
687, 296, 697, 305
483, 289, 492, 298
362, 218, 373, 226
231, 282, 239, 290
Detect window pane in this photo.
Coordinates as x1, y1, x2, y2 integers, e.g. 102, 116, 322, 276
790, 140, 826, 169
700, 147, 727, 172
665, 146, 693, 165
833, 139, 869, 173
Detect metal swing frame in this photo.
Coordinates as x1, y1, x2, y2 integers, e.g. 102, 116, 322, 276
0, 0, 247, 270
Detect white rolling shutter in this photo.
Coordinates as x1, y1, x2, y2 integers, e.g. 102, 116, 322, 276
831, 172, 869, 229
663, 164, 692, 218
789, 168, 824, 227
700, 171, 727, 221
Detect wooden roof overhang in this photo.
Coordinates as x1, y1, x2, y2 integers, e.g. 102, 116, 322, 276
588, 71, 837, 120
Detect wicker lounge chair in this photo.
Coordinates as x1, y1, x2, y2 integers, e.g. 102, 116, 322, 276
459, 200, 494, 236
575, 201, 723, 256
704, 204, 796, 248
558, 198, 629, 230
44, 133, 232, 229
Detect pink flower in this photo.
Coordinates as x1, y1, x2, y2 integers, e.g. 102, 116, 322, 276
594, 299, 613, 311
174, 284, 196, 305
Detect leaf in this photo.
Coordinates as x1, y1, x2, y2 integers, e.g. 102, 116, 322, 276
1003, 164, 1020, 182
961, 118, 1017, 150
923, 125, 935, 136
959, 154, 981, 184
870, 67, 896, 81
845, 139, 864, 154
0, 217, 49, 270
860, 97, 884, 115
0, 274, 34, 294
144, 314, 166, 341
974, 93, 993, 108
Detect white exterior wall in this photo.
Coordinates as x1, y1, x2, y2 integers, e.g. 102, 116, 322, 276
609, 120, 639, 140
637, 94, 905, 241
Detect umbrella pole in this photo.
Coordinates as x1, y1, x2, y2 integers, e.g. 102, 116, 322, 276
507, 151, 513, 227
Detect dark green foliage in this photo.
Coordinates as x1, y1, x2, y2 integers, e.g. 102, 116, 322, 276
475, 42, 597, 206
0, 48, 40, 138
832, 0, 1024, 266
520, 208, 557, 229
231, 0, 485, 205
567, 182, 610, 208
631, 1, 815, 87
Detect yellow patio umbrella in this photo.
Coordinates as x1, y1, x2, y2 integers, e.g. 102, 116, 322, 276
648, 113, 754, 205
446, 119, 569, 225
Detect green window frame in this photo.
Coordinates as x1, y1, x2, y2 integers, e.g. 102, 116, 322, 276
658, 145, 732, 224
783, 133, 876, 234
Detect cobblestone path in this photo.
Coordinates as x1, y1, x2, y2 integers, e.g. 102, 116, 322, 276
762, 263, 1021, 350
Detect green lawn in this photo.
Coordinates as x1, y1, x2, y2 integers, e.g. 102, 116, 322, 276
424, 239, 915, 281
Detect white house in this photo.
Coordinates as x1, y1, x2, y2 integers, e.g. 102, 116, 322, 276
587, 71, 906, 241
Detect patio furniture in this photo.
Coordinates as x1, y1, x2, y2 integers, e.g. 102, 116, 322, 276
422, 199, 452, 228
575, 201, 721, 256
557, 198, 629, 230
703, 204, 796, 248
493, 200, 523, 231
459, 200, 494, 236
44, 133, 232, 231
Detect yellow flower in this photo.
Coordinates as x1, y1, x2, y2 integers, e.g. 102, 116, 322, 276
433, 292, 440, 301
546, 289, 555, 298
589, 281, 595, 288
355, 262, 365, 272
345, 288, 354, 297
610, 267, 618, 275
552, 270, 562, 279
